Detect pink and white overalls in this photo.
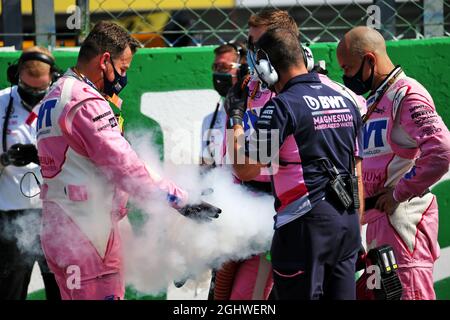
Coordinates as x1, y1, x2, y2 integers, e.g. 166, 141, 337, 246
362, 67, 450, 300
36, 69, 188, 300
223, 78, 274, 300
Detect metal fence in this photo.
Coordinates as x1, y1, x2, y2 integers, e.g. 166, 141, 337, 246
1, 0, 449, 49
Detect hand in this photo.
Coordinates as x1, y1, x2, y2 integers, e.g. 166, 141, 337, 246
7, 143, 39, 166
224, 73, 251, 125
177, 200, 222, 222
374, 187, 399, 215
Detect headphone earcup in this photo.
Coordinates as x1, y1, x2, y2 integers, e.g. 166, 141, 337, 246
7, 63, 19, 85
254, 59, 278, 87
302, 46, 315, 72
238, 63, 249, 82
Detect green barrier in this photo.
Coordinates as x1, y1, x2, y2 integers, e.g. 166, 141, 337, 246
1, 38, 450, 134
26, 285, 166, 300
2, 37, 450, 299
431, 179, 450, 300
435, 278, 450, 300
432, 180, 450, 248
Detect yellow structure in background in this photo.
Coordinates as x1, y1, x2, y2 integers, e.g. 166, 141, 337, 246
115, 12, 171, 48
0, 0, 235, 48
0, 0, 234, 13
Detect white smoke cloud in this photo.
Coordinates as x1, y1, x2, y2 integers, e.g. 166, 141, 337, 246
0, 209, 44, 266
2, 129, 275, 298
123, 131, 275, 295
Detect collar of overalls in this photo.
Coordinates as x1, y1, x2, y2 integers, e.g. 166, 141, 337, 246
280, 72, 321, 93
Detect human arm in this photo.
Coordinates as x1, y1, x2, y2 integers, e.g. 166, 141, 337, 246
61, 98, 189, 208
356, 157, 365, 220
393, 94, 450, 202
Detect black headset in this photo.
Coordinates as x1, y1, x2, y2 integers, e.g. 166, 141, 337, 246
2, 51, 61, 154
6, 51, 61, 85
225, 41, 249, 82
225, 41, 248, 65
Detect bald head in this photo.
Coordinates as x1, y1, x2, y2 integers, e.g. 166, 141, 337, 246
338, 26, 387, 59
336, 26, 395, 93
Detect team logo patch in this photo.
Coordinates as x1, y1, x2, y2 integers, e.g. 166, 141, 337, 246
37, 99, 58, 131
363, 118, 392, 157
109, 117, 118, 128
303, 95, 348, 111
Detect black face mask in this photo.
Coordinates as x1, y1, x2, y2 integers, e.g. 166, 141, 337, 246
212, 72, 233, 97
17, 85, 46, 109
103, 58, 127, 97
343, 57, 375, 95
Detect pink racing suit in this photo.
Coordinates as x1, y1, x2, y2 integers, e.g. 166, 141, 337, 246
223, 78, 274, 300
361, 67, 450, 300
36, 69, 188, 300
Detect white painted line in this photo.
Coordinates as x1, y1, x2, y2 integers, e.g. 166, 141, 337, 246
28, 262, 44, 294
434, 246, 450, 282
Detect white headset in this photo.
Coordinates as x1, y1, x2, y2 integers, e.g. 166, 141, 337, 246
251, 44, 315, 88
252, 49, 279, 88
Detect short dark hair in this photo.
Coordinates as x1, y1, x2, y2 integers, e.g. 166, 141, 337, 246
256, 28, 304, 73
248, 9, 299, 38
78, 21, 141, 63
213, 41, 247, 64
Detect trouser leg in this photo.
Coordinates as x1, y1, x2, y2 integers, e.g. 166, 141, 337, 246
271, 200, 360, 300
0, 210, 35, 300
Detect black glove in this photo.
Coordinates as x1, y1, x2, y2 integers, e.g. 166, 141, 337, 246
7, 143, 40, 167
224, 65, 250, 127
177, 200, 222, 222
